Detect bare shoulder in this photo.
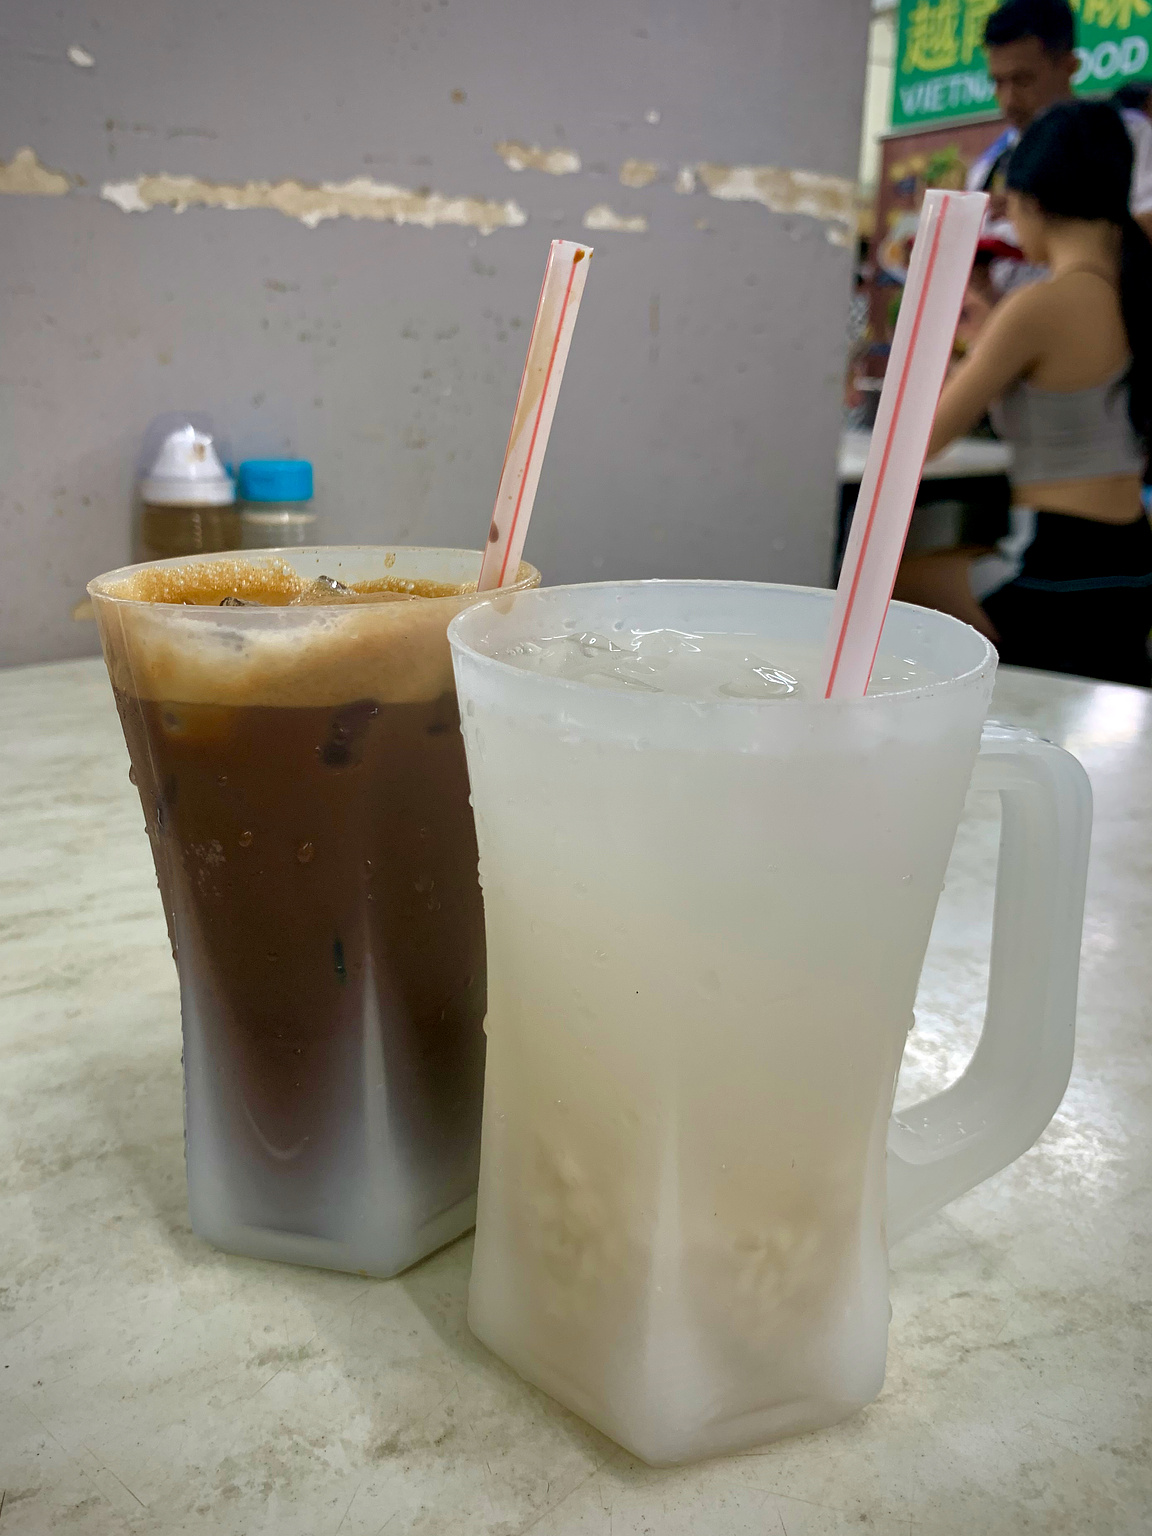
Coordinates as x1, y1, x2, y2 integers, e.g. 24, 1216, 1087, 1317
981, 279, 1050, 344
1001, 270, 1118, 337
1004, 276, 1061, 319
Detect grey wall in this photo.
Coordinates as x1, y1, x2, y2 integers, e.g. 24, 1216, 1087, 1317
0, 0, 868, 666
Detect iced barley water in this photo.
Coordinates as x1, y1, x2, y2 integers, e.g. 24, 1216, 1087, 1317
448, 581, 1091, 1464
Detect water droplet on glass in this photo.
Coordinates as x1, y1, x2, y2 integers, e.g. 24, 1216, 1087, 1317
128, 765, 138, 786
238, 830, 253, 848
297, 842, 315, 864
415, 875, 434, 893
216, 774, 228, 787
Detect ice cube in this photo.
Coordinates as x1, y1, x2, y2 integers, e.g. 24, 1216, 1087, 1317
289, 575, 356, 606
717, 661, 800, 700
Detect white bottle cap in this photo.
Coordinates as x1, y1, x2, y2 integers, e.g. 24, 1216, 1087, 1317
140, 424, 235, 506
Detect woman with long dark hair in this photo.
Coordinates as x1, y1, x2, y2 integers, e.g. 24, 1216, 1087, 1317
928, 99, 1152, 686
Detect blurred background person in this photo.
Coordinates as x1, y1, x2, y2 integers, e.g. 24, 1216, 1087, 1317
926, 101, 1152, 687
894, 0, 1152, 654
967, 0, 1152, 285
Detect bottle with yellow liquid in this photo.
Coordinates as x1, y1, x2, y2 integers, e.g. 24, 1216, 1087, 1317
138, 421, 239, 562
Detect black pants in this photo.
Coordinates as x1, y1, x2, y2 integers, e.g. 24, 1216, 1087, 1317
983, 511, 1152, 687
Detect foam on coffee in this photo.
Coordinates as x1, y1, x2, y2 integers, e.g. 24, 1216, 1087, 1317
92, 555, 536, 708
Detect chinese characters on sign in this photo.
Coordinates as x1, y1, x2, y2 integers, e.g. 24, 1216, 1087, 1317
902, 0, 999, 72
894, 0, 1152, 127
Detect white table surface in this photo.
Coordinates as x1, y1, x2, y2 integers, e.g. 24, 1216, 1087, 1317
2, 658, 1150, 1536
839, 430, 1014, 486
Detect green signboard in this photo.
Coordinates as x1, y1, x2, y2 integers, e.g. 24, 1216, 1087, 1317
893, 0, 1152, 129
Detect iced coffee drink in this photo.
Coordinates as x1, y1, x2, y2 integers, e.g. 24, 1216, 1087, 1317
90, 547, 537, 1277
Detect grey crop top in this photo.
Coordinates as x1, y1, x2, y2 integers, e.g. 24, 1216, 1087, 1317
989, 368, 1146, 482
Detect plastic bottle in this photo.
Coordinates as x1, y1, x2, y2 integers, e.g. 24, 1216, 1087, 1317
138, 422, 239, 562
237, 459, 317, 548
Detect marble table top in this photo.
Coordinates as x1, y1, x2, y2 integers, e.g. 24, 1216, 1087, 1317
2, 658, 1149, 1536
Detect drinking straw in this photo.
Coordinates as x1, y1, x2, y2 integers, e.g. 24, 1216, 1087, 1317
821, 189, 987, 699
477, 239, 593, 591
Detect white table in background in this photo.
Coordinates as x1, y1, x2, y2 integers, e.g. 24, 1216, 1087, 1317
838, 429, 1014, 486
1, 657, 1149, 1536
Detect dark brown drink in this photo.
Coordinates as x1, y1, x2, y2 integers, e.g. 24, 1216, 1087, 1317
90, 549, 537, 1275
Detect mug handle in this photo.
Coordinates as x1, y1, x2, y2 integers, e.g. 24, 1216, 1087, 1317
887, 722, 1092, 1243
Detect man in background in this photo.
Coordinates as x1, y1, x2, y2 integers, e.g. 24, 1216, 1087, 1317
896, 0, 1152, 638
967, 0, 1152, 271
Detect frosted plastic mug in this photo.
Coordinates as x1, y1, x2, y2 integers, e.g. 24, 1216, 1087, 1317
448, 581, 1091, 1465
90, 546, 537, 1279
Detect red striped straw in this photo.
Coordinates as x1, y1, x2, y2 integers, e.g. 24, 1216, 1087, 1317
821, 189, 987, 699
478, 239, 593, 591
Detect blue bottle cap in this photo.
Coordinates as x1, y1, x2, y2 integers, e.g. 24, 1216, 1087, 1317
237, 459, 313, 502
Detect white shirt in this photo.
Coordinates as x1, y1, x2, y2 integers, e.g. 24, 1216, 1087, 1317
1123, 107, 1152, 215
966, 107, 1152, 228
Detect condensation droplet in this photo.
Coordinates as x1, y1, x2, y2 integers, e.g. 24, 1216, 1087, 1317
297, 842, 315, 864
128, 765, 138, 785
238, 830, 253, 848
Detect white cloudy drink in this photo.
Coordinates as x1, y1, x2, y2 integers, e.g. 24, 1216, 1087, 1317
450, 583, 996, 1464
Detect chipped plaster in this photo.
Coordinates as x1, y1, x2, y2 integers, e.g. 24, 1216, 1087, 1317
100, 172, 527, 233
582, 203, 647, 234
618, 159, 660, 189
495, 141, 581, 175
695, 162, 856, 241
1, 144, 857, 246
0, 147, 70, 195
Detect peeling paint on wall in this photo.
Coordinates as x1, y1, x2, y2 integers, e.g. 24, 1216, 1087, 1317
618, 158, 660, 189
1, 142, 854, 246
695, 163, 855, 240
100, 172, 527, 233
582, 203, 647, 234
0, 148, 70, 196
495, 141, 581, 175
